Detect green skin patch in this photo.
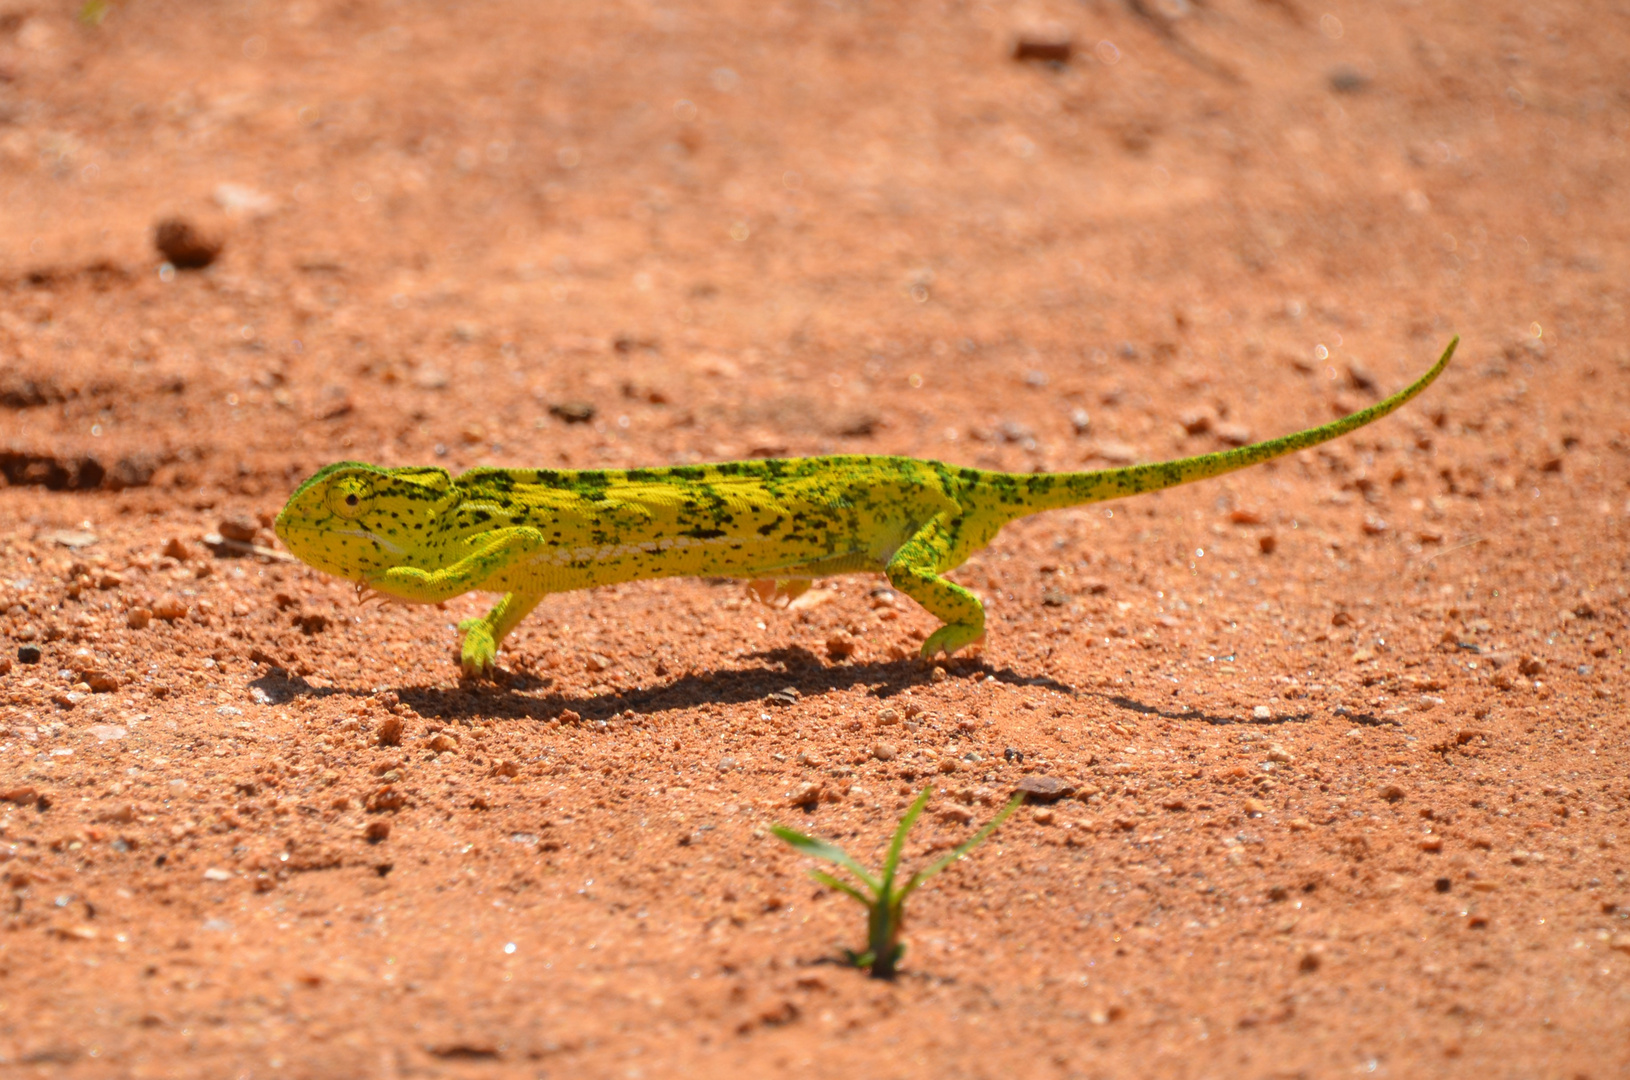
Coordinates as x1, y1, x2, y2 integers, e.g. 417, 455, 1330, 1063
275, 339, 1456, 674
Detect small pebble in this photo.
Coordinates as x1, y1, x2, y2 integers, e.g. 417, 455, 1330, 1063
153, 596, 188, 621
1379, 784, 1406, 802
548, 401, 596, 424
937, 757, 960, 774
1031, 807, 1056, 825
153, 216, 222, 269
1016, 775, 1070, 803
364, 821, 392, 843
1258, 533, 1278, 554
126, 607, 153, 630
786, 780, 823, 806
203, 868, 232, 882
376, 716, 405, 747
18, 645, 42, 665
872, 742, 897, 762
1252, 705, 1272, 721
1012, 37, 1071, 63
1267, 744, 1294, 763
218, 515, 259, 543
1243, 797, 1268, 816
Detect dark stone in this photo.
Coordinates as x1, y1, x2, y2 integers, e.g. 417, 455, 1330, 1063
0, 451, 110, 490
105, 454, 157, 490
154, 216, 222, 270
549, 401, 596, 424
17, 644, 42, 664
1016, 775, 1073, 803
218, 515, 259, 543
1328, 66, 1371, 94
0, 372, 68, 409
1013, 38, 1071, 63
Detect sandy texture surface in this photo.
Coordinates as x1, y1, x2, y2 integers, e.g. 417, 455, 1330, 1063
2, 0, 1627, 1076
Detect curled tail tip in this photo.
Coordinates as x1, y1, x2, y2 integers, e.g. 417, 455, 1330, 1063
1435, 335, 1459, 372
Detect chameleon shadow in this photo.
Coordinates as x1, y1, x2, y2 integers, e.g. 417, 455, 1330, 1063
1100, 694, 1316, 727
1098, 694, 1397, 728
394, 649, 1076, 724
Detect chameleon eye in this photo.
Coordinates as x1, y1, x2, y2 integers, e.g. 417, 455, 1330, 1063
327, 480, 371, 519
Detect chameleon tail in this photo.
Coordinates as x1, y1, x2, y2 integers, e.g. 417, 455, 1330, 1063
972, 337, 1457, 519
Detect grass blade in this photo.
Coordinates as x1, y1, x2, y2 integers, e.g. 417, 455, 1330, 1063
808, 868, 872, 906
771, 825, 881, 893
881, 786, 934, 891
899, 792, 1024, 900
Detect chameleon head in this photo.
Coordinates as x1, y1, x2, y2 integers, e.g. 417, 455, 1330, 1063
274, 462, 458, 580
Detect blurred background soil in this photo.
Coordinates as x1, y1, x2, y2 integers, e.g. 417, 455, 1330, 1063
1, 0, 1627, 1076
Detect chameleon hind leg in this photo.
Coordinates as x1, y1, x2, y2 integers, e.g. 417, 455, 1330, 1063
885, 521, 986, 659
747, 550, 873, 609
458, 590, 545, 674
747, 578, 813, 608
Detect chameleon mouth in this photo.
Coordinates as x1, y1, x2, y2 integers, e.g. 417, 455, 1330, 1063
271, 519, 361, 579
272, 515, 410, 581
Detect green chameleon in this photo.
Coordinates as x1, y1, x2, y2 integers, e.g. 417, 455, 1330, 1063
274, 339, 1456, 674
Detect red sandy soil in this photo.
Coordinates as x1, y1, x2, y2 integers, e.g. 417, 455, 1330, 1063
1, 0, 1628, 1076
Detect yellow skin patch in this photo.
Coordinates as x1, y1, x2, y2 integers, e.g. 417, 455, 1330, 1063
274, 340, 1456, 674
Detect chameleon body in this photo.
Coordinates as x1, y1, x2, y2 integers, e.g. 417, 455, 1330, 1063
275, 339, 1456, 673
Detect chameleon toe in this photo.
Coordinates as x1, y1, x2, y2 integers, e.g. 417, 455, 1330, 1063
458, 618, 499, 675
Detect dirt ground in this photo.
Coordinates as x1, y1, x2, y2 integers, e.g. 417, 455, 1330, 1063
1, 0, 1627, 1076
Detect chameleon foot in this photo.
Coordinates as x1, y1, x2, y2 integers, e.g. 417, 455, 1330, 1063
457, 617, 500, 676
919, 624, 986, 660
747, 578, 812, 608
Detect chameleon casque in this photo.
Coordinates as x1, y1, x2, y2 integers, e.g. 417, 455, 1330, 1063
275, 339, 1456, 674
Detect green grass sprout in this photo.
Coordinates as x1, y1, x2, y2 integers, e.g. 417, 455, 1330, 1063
78, 0, 112, 26
773, 785, 1024, 979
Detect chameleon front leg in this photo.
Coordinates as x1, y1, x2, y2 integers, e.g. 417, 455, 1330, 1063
362, 527, 549, 674
457, 590, 545, 674
885, 520, 986, 659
